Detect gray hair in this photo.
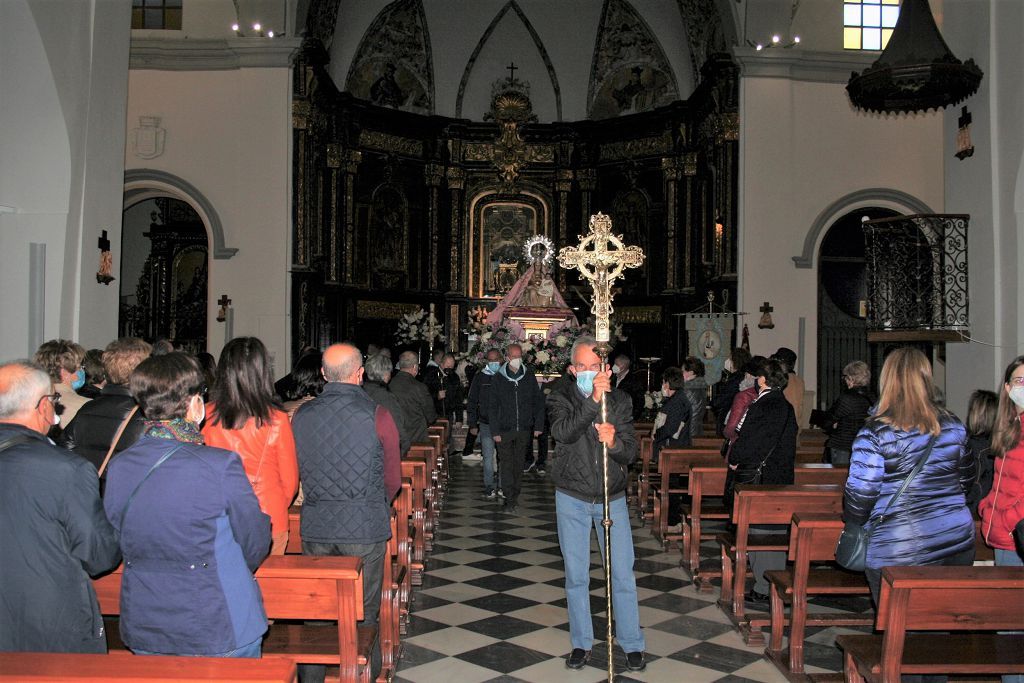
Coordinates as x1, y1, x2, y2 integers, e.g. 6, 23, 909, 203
398, 351, 419, 370
0, 361, 51, 418
323, 346, 363, 382
365, 353, 393, 383
842, 360, 870, 388
570, 335, 598, 365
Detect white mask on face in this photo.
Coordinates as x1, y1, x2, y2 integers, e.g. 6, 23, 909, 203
508, 358, 522, 372
1009, 386, 1024, 410
739, 375, 755, 391
52, 411, 61, 427
724, 359, 734, 373
611, 364, 622, 375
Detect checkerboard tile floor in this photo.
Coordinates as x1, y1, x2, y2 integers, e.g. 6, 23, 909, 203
394, 458, 870, 682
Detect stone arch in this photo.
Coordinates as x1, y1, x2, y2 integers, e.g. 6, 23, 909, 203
123, 168, 236, 259
792, 188, 934, 269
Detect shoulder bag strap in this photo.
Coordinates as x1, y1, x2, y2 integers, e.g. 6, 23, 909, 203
97, 405, 139, 478
872, 433, 938, 528
120, 443, 183, 523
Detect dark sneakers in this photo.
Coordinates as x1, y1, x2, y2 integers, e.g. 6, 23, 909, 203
566, 648, 591, 669
625, 651, 646, 671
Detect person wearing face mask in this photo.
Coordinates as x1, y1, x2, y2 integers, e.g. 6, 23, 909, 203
652, 367, 693, 463
488, 344, 545, 514
389, 351, 437, 449
711, 347, 752, 437
467, 349, 504, 498
681, 356, 708, 439
981, 357, 1024, 599
611, 354, 646, 421
33, 338, 92, 428
547, 336, 647, 673
0, 360, 120, 653
721, 356, 769, 459
103, 352, 270, 658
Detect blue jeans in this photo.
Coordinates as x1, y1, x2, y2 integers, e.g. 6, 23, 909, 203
555, 491, 645, 653
479, 423, 499, 491
995, 549, 1024, 683
133, 637, 262, 658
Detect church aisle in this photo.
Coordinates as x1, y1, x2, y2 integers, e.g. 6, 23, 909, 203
392, 458, 843, 683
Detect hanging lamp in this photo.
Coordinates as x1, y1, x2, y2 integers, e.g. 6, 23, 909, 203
847, 0, 982, 114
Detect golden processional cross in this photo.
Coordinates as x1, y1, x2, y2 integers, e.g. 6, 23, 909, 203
558, 212, 644, 682
559, 212, 645, 345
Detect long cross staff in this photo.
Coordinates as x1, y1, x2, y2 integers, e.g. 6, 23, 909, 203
559, 212, 644, 681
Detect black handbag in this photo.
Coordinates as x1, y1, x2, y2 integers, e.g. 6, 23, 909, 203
724, 409, 792, 509
835, 434, 938, 571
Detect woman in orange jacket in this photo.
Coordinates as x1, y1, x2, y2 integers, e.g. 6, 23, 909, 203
203, 337, 299, 556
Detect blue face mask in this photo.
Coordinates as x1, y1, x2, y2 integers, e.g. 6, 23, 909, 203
71, 368, 86, 391
486, 361, 501, 374
575, 370, 598, 396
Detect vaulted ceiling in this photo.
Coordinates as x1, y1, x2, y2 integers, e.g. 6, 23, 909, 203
301, 0, 735, 122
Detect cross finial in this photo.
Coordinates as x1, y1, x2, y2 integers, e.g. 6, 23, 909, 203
97, 230, 110, 252
558, 212, 644, 343
760, 301, 773, 315
506, 61, 518, 80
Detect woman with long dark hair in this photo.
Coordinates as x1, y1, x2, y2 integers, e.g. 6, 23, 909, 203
844, 347, 976, 607
980, 358, 1024, 554
203, 337, 298, 556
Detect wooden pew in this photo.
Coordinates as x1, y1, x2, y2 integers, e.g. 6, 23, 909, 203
0, 651, 298, 682
649, 449, 723, 546
635, 435, 655, 519
406, 446, 436, 552
837, 566, 1024, 683
682, 465, 849, 589
717, 485, 844, 645
94, 556, 373, 683
401, 457, 429, 576
763, 514, 872, 676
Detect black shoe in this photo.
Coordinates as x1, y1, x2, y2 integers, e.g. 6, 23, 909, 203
625, 651, 646, 672
566, 648, 591, 670
745, 589, 769, 605
503, 503, 519, 515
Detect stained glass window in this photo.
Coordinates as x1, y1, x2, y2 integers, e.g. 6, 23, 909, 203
843, 0, 899, 50
131, 0, 182, 30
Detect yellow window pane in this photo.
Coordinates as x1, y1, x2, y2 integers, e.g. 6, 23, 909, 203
882, 0, 900, 4
881, 28, 894, 48
844, 27, 862, 49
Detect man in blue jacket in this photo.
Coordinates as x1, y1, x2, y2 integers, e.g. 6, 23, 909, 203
488, 344, 545, 514
0, 361, 121, 654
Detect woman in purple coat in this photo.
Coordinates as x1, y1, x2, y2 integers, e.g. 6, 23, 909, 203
844, 347, 976, 607
104, 353, 270, 657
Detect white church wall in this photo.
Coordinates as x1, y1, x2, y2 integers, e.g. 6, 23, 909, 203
943, 0, 1024, 415
0, 0, 130, 360
738, 76, 944, 405
124, 67, 293, 371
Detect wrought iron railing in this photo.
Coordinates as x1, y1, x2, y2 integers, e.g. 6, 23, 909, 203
863, 214, 968, 334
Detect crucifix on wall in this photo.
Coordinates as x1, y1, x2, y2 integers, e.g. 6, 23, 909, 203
758, 301, 775, 329
216, 294, 232, 323
506, 61, 518, 80
96, 230, 115, 285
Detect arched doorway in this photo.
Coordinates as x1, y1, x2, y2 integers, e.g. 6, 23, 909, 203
817, 207, 898, 408
119, 197, 209, 353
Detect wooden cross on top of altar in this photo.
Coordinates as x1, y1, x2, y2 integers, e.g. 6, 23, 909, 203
559, 212, 644, 344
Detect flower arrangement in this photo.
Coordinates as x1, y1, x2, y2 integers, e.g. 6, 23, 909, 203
395, 308, 445, 347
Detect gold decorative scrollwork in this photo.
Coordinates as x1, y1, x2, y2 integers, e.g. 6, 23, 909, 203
326, 143, 341, 169
600, 132, 673, 162
683, 152, 698, 176
615, 306, 662, 324
292, 101, 310, 130
356, 300, 421, 320
358, 130, 424, 157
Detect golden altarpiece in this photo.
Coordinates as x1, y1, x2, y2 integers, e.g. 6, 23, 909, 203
289, 40, 739, 361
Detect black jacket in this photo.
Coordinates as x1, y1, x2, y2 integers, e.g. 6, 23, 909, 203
823, 386, 874, 452
654, 390, 693, 457
548, 385, 638, 501
424, 367, 464, 417
965, 432, 995, 514
488, 363, 546, 435
364, 380, 409, 456
60, 384, 146, 471
388, 371, 437, 446
466, 369, 498, 427
728, 388, 798, 485
0, 424, 121, 653
712, 371, 745, 434
614, 369, 647, 421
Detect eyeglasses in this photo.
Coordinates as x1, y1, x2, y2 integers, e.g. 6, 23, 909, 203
35, 392, 61, 409
1009, 376, 1024, 386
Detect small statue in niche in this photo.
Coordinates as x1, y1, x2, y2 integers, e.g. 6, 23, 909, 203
520, 264, 556, 308
370, 63, 404, 108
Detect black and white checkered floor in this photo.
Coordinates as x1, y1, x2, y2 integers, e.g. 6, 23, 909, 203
393, 456, 872, 683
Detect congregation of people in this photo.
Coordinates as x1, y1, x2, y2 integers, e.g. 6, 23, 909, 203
1, 332, 1022, 681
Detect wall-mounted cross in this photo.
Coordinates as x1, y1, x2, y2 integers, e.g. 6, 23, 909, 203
506, 61, 518, 80
218, 295, 232, 308
760, 301, 773, 316
97, 230, 110, 252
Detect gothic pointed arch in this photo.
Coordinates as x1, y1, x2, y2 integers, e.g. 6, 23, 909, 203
344, 0, 435, 115
588, 0, 679, 119
455, 1, 563, 122
675, 0, 730, 83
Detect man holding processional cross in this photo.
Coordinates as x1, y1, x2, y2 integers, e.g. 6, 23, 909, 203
547, 213, 647, 674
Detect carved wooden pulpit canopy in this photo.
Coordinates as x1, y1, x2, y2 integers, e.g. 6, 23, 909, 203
559, 212, 645, 344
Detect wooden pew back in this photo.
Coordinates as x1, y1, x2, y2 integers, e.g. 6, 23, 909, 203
0, 651, 298, 682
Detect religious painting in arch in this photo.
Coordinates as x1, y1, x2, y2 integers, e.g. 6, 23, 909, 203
817, 206, 898, 408
369, 182, 409, 290
119, 197, 208, 353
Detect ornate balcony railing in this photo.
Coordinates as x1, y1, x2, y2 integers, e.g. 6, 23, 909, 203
863, 214, 969, 342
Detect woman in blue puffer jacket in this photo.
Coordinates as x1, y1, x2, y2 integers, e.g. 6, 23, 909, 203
844, 347, 976, 605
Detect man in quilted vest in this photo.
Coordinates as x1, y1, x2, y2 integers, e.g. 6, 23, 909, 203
292, 344, 402, 682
